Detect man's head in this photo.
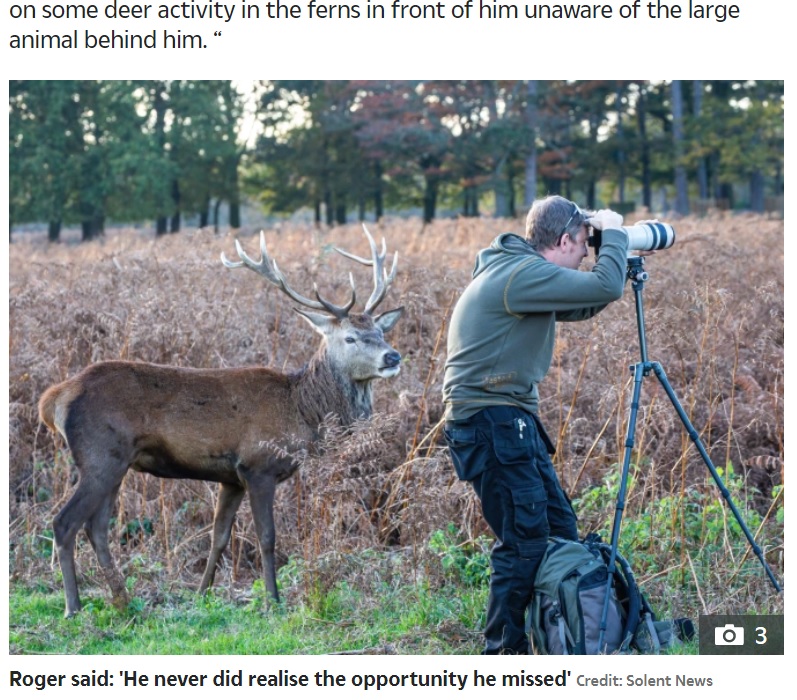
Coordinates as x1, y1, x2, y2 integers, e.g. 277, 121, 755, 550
525, 195, 591, 270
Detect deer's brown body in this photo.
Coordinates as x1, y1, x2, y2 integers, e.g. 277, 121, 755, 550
39, 227, 403, 617
40, 362, 311, 483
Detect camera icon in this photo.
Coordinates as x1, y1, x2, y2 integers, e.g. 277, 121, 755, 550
714, 624, 744, 646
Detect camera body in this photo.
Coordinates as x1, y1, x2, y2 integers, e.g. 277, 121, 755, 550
714, 624, 744, 646
588, 222, 675, 257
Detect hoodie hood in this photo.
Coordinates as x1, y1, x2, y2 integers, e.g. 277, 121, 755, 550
472, 233, 540, 278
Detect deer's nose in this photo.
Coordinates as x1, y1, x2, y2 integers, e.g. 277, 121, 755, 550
382, 350, 401, 368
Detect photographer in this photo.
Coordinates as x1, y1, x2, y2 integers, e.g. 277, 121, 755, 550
442, 195, 628, 654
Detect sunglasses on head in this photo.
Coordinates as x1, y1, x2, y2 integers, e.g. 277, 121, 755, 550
556, 203, 581, 244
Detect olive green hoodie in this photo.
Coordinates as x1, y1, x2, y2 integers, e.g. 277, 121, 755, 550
443, 228, 628, 421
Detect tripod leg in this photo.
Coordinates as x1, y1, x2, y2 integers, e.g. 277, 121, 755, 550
651, 362, 782, 594
599, 362, 648, 652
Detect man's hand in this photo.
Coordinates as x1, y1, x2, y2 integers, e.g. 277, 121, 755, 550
588, 209, 623, 231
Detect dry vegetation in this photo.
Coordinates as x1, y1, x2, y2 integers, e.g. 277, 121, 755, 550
9, 213, 784, 616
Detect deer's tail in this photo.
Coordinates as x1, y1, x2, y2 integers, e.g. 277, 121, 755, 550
38, 381, 79, 439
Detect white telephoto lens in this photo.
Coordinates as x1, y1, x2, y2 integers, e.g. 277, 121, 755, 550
622, 223, 676, 252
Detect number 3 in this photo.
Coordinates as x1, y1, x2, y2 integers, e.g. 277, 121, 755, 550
756, 626, 768, 645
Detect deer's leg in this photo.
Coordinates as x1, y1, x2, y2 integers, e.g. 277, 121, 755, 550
199, 482, 246, 593
54, 477, 118, 618
239, 469, 279, 602
84, 483, 128, 611
53, 495, 86, 618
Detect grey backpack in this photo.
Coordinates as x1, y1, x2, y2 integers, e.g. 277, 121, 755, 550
528, 534, 693, 655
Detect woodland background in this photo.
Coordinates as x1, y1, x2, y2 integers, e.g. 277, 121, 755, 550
9, 80, 784, 239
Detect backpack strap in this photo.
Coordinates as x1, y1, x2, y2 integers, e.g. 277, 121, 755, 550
557, 616, 570, 655
642, 612, 661, 654
603, 545, 643, 652
549, 601, 575, 655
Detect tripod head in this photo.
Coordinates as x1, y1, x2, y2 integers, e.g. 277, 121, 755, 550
626, 255, 649, 286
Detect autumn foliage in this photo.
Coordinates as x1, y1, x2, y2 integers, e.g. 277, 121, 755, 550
9, 213, 783, 613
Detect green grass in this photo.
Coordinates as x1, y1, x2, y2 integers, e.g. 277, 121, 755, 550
9, 467, 781, 656
8, 572, 702, 656
9, 572, 487, 655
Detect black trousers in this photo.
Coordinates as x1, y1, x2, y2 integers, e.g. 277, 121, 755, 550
445, 405, 578, 654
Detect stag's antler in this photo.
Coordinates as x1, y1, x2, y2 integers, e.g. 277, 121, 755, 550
334, 224, 399, 315
221, 231, 356, 319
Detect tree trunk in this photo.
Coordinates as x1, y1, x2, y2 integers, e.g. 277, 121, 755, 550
213, 198, 222, 233
229, 204, 240, 229
81, 217, 102, 242
507, 167, 516, 218
229, 195, 241, 229
717, 182, 734, 209
48, 220, 61, 243
199, 195, 210, 228
711, 152, 721, 200
373, 160, 384, 220
670, 80, 690, 215
493, 156, 511, 218
484, 81, 511, 218
79, 192, 103, 241
463, 185, 479, 217
636, 86, 652, 210
693, 80, 709, 200
335, 196, 346, 225
523, 80, 538, 209
325, 190, 334, 226
615, 84, 626, 203
586, 181, 596, 211
228, 153, 242, 229
153, 82, 170, 237
545, 178, 562, 196
169, 179, 181, 233
750, 171, 765, 212
423, 175, 438, 224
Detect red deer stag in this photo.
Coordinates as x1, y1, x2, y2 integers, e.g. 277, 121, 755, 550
38, 225, 404, 617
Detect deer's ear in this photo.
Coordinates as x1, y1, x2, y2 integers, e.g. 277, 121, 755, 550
295, 309, 336, 335
373, 307, 404, 334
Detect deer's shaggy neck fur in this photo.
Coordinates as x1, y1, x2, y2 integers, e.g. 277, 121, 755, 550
292, 348, 373, 433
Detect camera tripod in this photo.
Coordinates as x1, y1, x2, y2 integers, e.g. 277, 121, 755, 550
597, 256, 782, 652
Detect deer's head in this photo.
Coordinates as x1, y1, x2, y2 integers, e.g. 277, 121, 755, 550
222, 225, 404, 382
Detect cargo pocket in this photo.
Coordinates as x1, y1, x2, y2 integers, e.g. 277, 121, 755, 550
512, 485, 548, 540
492, 418, 533, 465
444, 426, 486, 481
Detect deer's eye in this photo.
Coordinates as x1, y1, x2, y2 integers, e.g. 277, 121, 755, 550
345, 337, 356, 344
